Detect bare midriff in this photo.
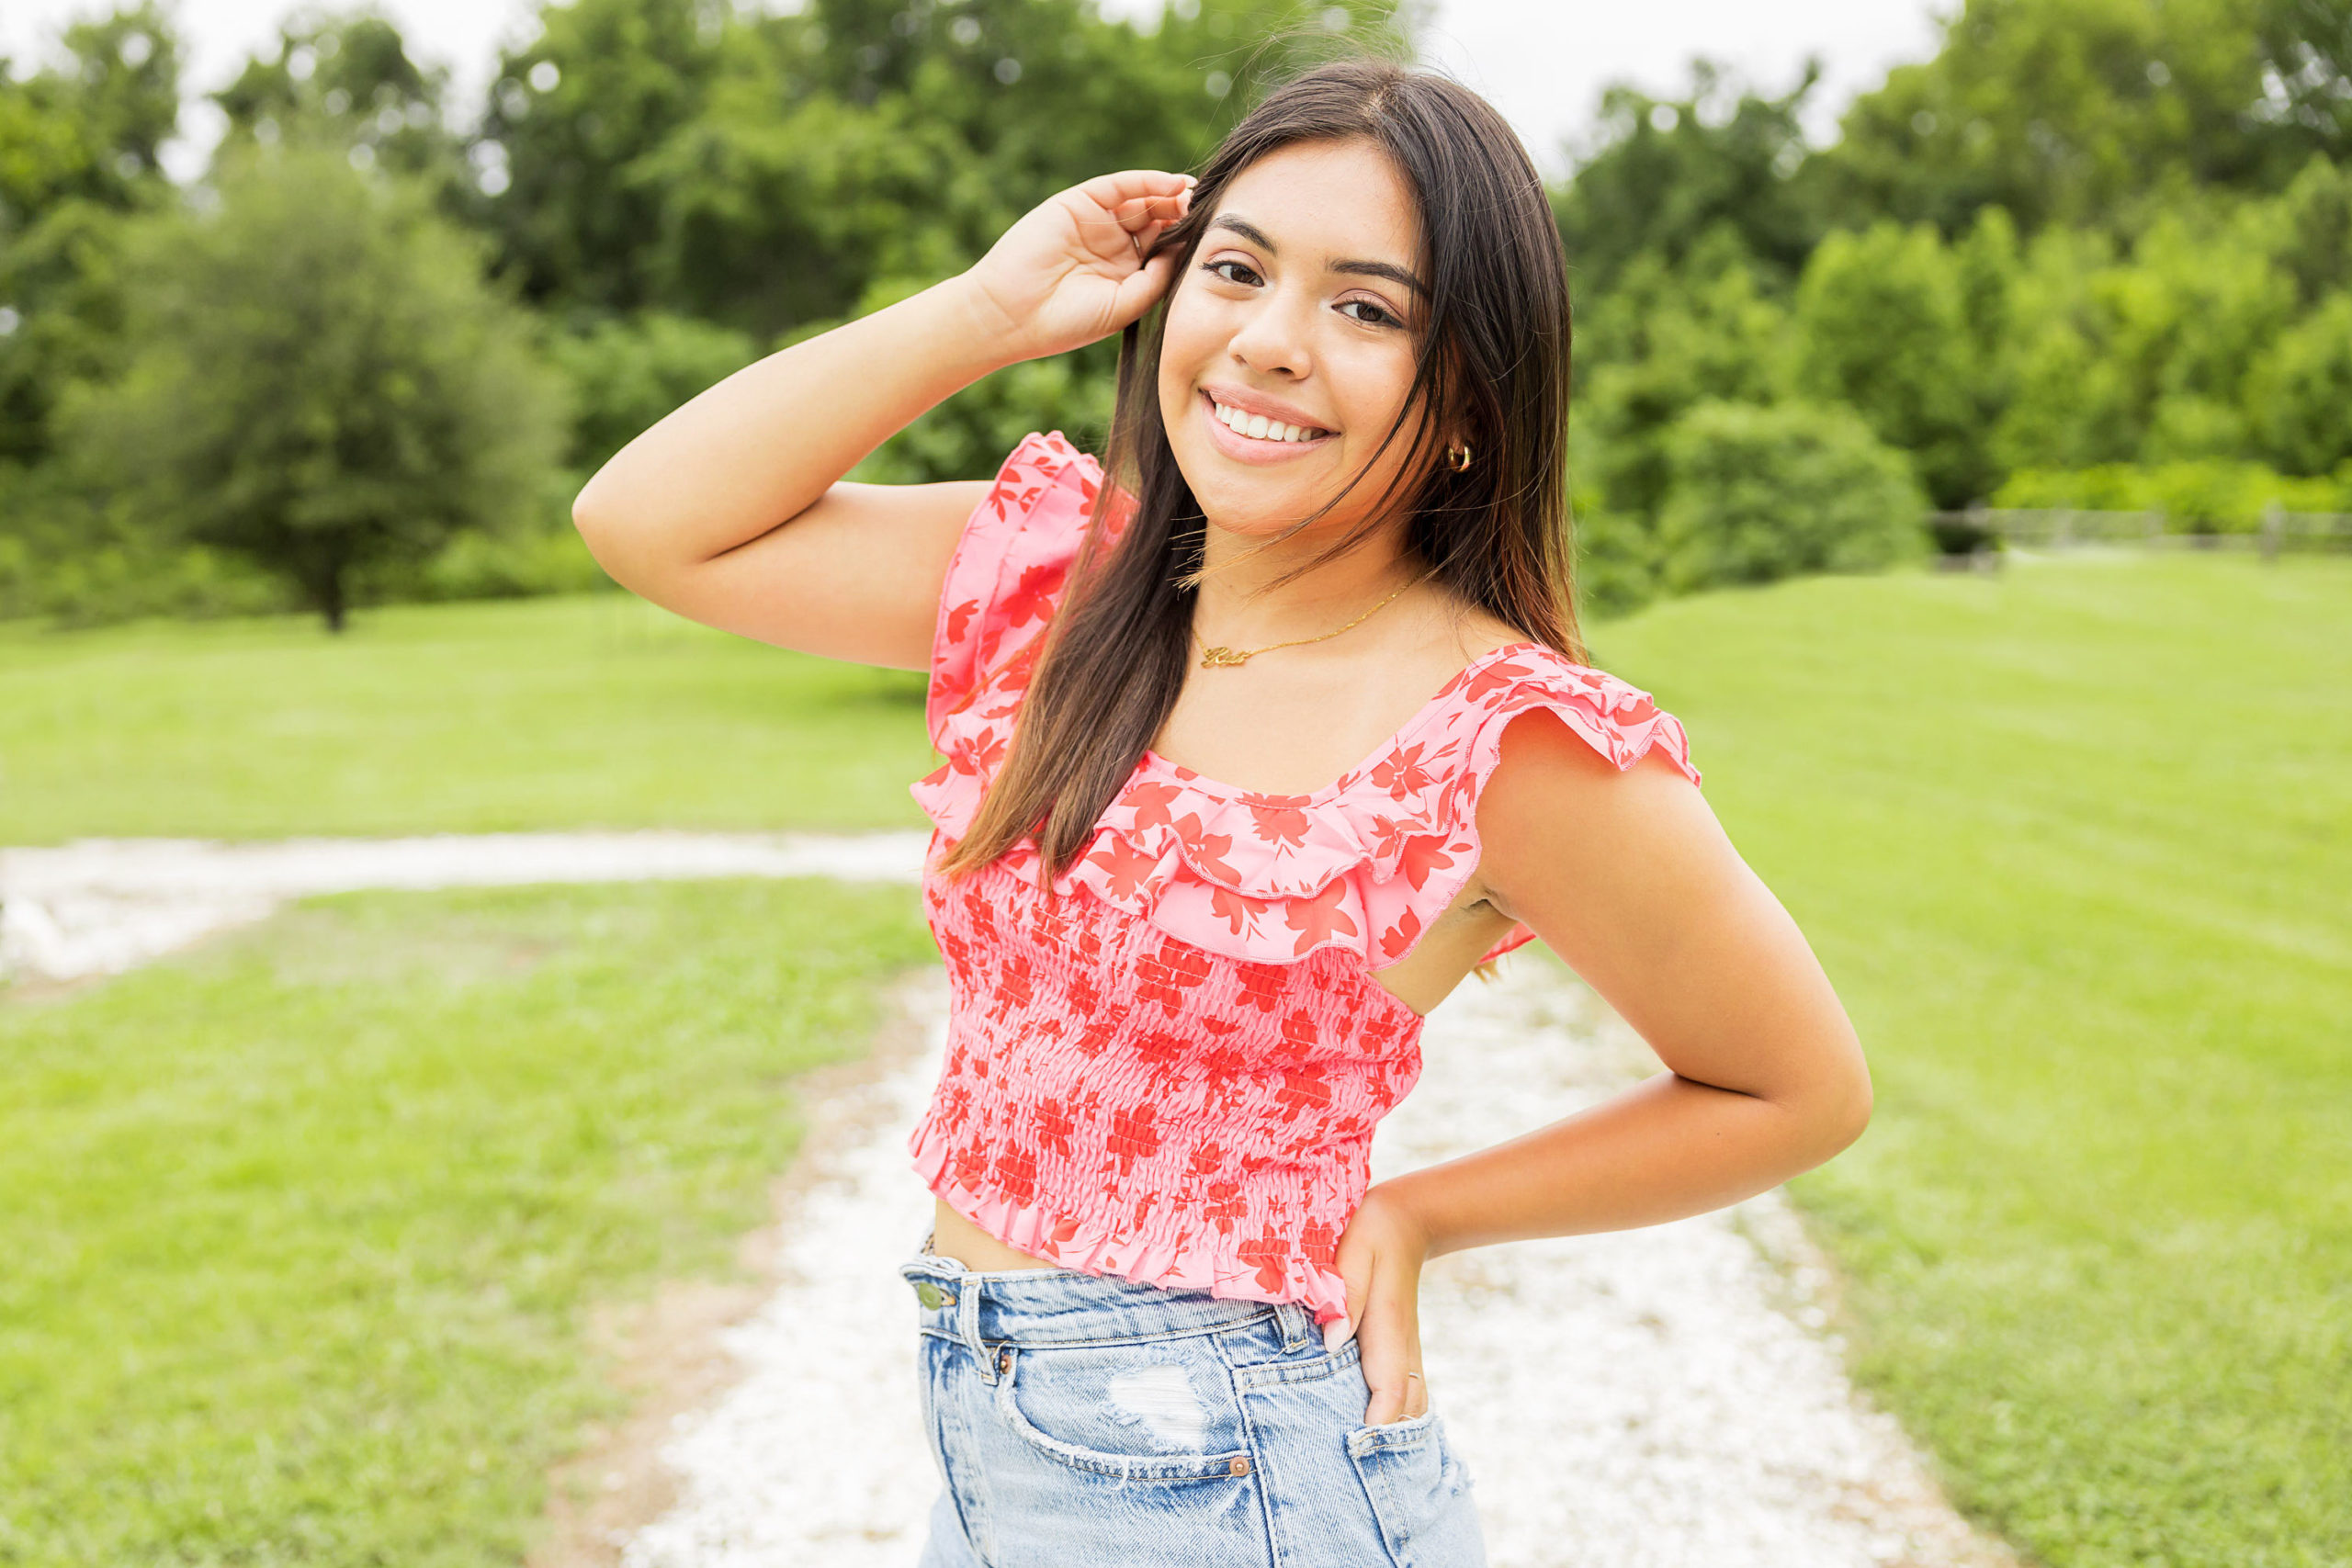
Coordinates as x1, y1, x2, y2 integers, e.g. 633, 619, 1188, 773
928, 1195, 1067, 1272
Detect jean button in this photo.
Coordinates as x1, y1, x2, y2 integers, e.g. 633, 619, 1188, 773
913, 1280, 956, 1310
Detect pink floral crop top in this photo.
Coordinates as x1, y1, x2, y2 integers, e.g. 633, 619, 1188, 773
905, 432, 1703, 1325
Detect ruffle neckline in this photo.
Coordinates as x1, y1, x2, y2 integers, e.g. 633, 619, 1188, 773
913, 639, 1702, 970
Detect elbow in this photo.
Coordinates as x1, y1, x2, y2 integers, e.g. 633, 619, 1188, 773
1817, 1061, 1874, 1158
569, 474, 640, 588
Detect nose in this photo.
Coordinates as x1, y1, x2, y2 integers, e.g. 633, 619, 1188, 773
1226, 285, 1315, 380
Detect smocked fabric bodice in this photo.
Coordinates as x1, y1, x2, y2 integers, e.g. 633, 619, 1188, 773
905, 432, 1703, 1325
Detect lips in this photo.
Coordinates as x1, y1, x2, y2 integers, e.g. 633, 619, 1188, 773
1196, 390, 1336, 463
1204, 392, 1329, 444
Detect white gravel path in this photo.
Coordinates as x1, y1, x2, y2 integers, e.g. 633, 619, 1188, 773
1, 831, 2018, 1568
0, 830, 932, 983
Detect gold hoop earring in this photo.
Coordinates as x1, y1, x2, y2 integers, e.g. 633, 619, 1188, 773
1445, 440, 1474, 472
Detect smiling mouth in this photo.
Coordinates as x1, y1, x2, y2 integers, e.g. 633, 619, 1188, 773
1204, 391, 1332, 445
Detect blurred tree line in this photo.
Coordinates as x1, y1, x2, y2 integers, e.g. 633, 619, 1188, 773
0, 0, 2347, 627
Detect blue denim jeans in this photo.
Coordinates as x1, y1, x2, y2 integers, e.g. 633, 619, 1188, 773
901, 1230, 1486, 1567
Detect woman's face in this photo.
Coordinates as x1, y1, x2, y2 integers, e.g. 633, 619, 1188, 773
1156, 137, 1435, 542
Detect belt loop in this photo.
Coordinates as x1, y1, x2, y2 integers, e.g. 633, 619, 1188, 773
1275, 1302, 1312, 1352
958, 1276, 999, 1383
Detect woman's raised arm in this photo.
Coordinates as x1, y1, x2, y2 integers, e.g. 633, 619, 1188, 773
569, 170, 1193, 670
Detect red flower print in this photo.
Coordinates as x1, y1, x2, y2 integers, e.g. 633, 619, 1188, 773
951, 1139, 992, 1190
1379, 908, 1423, 962
1134, 1031, 1195, 1094
1275, 1008, 1319, 1064
1106, 1104, 1161, 1175
1399, 835, 1455, 892
997, 561, 1068, 627
1283, 880, 1359, 955
994, 1145, 1039, 1207
1135, 937, 1212, 1012
1174, 814, 1239, 882
1209, 885, 1264, 938
1073, 1003, 1129, 1058
1238, 1233, 1292, 1294
1463, 657, 1535, 705
1370, 742, 1436, 796
1299, 1217, 1339, 1269
1085, 836, 1159, 902
1204, 1179, 1248, 1234
1189, 1141, 1227, 1177
950, 727, 1007, 777
989, 953, 1034, 1020
944, 597, 979, 648
1033, 1096, 1077, 1158
1125, 781, 1183, 831
1236, 964, 1286, 1013
1242, 794, 1314, 848
1274, 1067, 1333, 1118
961, 886, 998, 939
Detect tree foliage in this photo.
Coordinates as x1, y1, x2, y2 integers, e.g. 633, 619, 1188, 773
58, 149, 562, 630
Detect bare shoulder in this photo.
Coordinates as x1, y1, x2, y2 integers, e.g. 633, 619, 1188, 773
1468, 702, 1731, 923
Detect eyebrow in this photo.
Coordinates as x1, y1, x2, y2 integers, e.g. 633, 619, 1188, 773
1208, 213, 1428, 298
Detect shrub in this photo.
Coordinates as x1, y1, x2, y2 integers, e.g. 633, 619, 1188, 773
2247, 293, 2352, 478
1993, 460, 2347, 532
545, 311, 757, 474
1656, 400, 1928, 593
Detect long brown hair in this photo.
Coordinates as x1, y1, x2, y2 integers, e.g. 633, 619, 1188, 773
940, 58, 1583, 885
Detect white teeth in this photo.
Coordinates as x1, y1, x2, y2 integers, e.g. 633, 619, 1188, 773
1210, 398, 1324, 442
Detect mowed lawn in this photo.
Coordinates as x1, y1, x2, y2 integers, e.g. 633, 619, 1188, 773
0, 878, 935, 1566
1596, 551, 2351, 1568
3, 551, 2345, 1564
0, 592, 935, 843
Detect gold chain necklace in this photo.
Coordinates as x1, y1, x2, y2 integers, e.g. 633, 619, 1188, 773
1193, 581, 1413, 669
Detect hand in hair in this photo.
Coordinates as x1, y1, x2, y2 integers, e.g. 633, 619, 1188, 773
963, 169, 1196, 362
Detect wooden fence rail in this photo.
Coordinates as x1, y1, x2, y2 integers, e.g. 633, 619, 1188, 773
1926, 504, 2352, 562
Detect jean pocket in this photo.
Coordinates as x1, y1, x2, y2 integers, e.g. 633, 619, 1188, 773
990, 1342, 1258, 1483
1346, 1408, 1481, 1567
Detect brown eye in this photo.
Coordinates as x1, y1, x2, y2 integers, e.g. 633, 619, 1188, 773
1339, 299, 1398, 327
1204, 259, 1262, 287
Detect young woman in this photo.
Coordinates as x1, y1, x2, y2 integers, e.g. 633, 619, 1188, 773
574, 57, 1871, 1568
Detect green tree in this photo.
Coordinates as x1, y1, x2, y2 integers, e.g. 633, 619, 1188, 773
0, 3, 180, 463
0, 1, 180, 231
59, 150, 563, 630
1819, 0, 2297, 236
1552, 58, 1825, 298
2259, 0, 2352, 154
1575, 237, 1797, 525
2247, 291, 2352, 473
210, 7, 469, 202
1656, 400, 1928, 592
547, 310, 753, 472
476, 0, 1402, 336
1794, 220, 1993, 506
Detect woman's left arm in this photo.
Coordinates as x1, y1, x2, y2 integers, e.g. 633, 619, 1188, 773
1338, 707, 1873, 1421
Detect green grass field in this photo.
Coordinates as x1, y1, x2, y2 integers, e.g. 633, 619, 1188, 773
3, 551, 2345, 1565
0, 878, 934, 1566
1597, 552, 2351, 1568
0, 592, 933, 844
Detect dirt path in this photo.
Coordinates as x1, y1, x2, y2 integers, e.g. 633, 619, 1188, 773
5, 831, 2022, 1567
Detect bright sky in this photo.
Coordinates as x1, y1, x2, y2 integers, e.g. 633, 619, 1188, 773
2, 0, 1949, 182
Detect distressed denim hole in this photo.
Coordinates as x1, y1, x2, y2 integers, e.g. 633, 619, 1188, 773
1103, 1362, 1207, 1450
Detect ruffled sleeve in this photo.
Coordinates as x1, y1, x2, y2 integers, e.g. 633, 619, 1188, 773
922, 430, 1105, 749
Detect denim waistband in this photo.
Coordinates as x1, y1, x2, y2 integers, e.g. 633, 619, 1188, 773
899, 1227, 1318, 1381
